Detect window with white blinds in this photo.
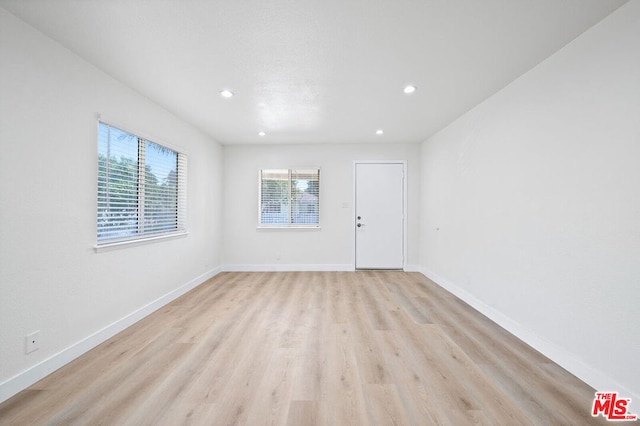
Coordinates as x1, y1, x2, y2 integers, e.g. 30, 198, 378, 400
97, 122, 187, 244
259, 169, 320, 227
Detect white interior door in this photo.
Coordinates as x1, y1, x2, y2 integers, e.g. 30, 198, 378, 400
355, 162, 405, 269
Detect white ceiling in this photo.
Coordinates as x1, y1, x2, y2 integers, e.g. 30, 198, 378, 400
0, 0, 629, 145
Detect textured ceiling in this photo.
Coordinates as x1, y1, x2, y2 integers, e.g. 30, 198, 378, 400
0, 0, 629, 144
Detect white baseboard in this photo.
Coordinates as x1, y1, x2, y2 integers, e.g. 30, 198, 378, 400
223, 264, 424, 272
403, 264, 423, 272
416, 266, 639, 402
222, 264, 354, 272
0, 266, 223, 404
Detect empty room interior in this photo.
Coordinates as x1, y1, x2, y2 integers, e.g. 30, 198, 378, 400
0, 0, 638, 424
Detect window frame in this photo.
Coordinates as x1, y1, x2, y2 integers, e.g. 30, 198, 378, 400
95, 119, 187, 250
258, 168, 321, 229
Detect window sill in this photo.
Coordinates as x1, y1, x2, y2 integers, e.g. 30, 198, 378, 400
94, 231, 188, 253
257, 225, 321, 230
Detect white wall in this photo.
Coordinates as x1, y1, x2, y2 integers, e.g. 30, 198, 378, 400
420, 1, 639, 398
223, 143, 421, 270
0, 8, 223, 401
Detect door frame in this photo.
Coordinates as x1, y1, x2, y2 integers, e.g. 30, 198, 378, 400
352, 160, 408, 270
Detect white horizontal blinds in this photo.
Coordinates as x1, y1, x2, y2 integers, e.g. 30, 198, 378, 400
142, 140, 179, 234
259, 168, 320, 226
260, 169, 290, 225
97, 121, 186, 243
176, 154, 187, 231
291, 169, 319, 225
97, 122, 139, 240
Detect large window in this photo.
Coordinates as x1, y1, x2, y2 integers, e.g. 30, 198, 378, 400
97, 122, 187, 244
259, 169, 320, 227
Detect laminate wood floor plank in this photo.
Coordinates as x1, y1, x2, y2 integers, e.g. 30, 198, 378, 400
362, 384, 410, 426
376, 330, 440, 425
348, 291, 393, 385
157, 272, 298, 425
325, 323, 368, 426
277, 273, 315, 350
0, 271, 608, 425
152, 272, 297, 425
395, 277, 592, 424
286, 400, 325, 426
355, 271, 395, 331
291, 273, 331, 402
244, 348, 298, 426
327, 273, 350, 324
45, 328, 190, 425
388, 308, 510, 425
425, 326, 534, 425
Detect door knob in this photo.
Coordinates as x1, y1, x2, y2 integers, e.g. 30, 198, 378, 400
357, 223, 363, 227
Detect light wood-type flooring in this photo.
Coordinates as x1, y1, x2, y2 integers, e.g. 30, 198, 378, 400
0, 271, 607, 425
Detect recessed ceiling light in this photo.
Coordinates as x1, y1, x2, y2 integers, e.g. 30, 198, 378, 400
258, 131, 266, 137
376, 129, 384, 135
403, 85, 417, 94
220, 89, 234, 98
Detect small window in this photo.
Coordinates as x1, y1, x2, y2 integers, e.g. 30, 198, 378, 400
97, 121, 187, 245
259, 169, 320, 227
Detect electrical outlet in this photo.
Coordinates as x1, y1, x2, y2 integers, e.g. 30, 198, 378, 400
25, 331, 40, 354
